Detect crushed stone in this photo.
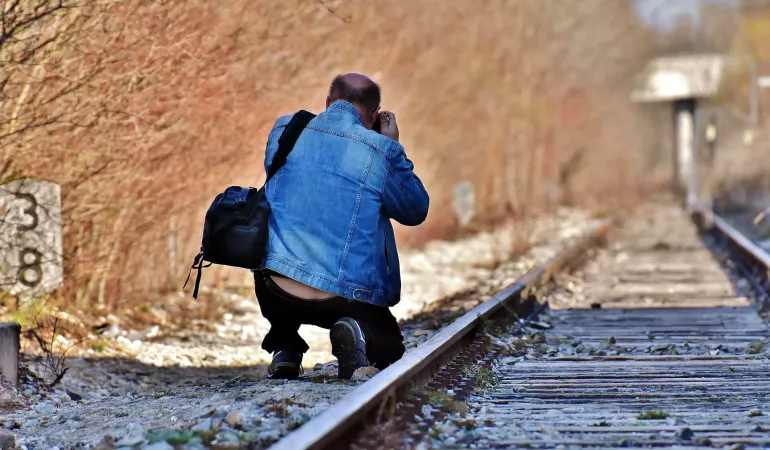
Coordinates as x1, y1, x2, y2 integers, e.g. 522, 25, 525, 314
6, 207, 601, 448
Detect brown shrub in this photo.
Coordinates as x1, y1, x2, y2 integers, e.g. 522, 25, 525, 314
1, 0, 659, 319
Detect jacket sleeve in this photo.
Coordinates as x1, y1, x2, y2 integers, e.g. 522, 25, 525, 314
263, 116, 292, 177
263, 125, 279, 176
382, 142, 430, 226
263, 134, 273, 176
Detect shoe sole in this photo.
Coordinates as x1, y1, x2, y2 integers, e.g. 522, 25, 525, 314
331, 322, 368, 379
267, 362, 300, 380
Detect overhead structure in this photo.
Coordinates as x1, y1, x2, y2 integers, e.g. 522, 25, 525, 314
632, 54, 729, 207
632, 54, 726, 103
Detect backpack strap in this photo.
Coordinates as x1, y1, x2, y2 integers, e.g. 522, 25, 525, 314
183, 250, 212, 300
264, 110, 316, 184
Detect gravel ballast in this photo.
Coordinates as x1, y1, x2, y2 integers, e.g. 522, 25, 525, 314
4, 208, 602, 448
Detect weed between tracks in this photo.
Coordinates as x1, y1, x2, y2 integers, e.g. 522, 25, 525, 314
424, 389, 470, 414
398, 340, 506, 446
263, 398, 311, 418
459, 364, 497, 392
485, 321, 513, 339
748, 342, 766, 354
637, 410, 670, 420
153, 390, 177, 399
426, 389, 453, 407
452, 418, 477, 431
146, 429, 215, 446
475, 369, 496, 391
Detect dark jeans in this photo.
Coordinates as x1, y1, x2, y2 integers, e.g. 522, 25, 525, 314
253, 270, 406, 369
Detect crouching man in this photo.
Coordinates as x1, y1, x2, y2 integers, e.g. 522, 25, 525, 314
254, 73, 430, 379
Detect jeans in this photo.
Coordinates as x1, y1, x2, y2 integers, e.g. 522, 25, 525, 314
253, 270, 406, 369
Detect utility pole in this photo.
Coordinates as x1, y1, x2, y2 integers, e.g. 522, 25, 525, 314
750, 60, 759, 128
686, 106, 702, 212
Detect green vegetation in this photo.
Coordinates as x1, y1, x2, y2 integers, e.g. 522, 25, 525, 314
9, 296, 47, 328
89, 338, 108, 353
508, 338, 530, 353
153, 390, 177, 399
406, 382, 424, 397
264, 398, 308, 418
747, 342, 766, 355
429, 424, 443, 440
438, 312, 464, 327
421, 389, 469, 414
475, 368, 496, 390
461, 364, 477, 377
425, 389, 453, 407
145, 429, 211, 445
452, 418, 477, 430
749, 409, 763, 417
486, 322, 511, 339
265, 403, 288, 417
637, 410, 669, 420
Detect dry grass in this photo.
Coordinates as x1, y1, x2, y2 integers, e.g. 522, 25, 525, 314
1, 0, 661, 326
25, 315, 86, 386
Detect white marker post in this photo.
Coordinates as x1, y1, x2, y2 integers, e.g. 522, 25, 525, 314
452, 181, 476, 227
0, 178, 63, 303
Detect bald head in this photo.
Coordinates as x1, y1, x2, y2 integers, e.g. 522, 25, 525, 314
327, 73, 381, 124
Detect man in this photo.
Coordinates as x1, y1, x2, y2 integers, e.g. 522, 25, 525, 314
254, 73, 430, 380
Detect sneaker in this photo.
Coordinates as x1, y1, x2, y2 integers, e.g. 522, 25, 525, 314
267, 350, 303, 379
330, 317, 370, 379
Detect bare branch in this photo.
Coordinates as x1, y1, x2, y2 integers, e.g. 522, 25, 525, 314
315, 0, 351, 23
0, 0, 66, 48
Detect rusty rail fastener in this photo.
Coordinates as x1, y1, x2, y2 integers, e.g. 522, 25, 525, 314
0, 322, 20, 386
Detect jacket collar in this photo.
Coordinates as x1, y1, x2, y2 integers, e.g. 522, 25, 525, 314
328, 100, 364, 126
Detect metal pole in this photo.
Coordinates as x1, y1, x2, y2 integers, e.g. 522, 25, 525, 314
674, 100, 695, 197
750, 60, 759, 127
687, 103, 701, 212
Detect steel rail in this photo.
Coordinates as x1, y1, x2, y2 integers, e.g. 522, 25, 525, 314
269, 219, 613, 450
711, 214, 770, 269
710, 213, 770, 313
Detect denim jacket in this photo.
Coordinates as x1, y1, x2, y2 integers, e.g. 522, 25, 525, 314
261, 101, 429, 307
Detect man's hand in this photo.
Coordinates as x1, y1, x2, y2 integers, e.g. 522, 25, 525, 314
379, 111, 399, 142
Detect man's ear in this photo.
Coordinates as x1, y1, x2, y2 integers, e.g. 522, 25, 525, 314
370, 107, 380, 127
326, 96, 332, 109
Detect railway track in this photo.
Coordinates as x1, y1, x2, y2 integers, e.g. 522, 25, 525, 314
269, 203, 770, 450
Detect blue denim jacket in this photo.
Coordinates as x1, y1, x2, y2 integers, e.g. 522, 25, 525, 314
261, 101, 429, 307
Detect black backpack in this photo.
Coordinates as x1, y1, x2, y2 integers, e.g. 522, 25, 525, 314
184, 110, 316, 298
